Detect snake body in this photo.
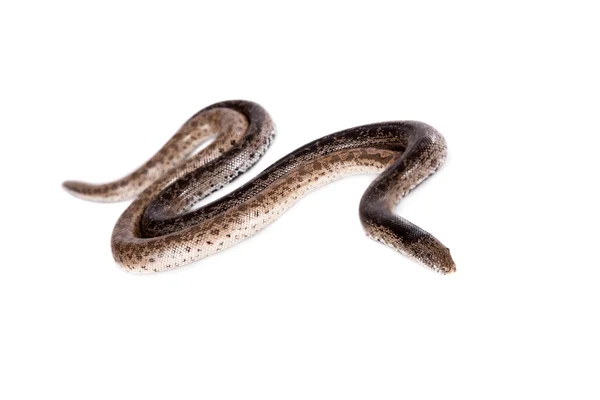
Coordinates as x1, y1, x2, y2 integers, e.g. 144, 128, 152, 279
63, 100, 455, 274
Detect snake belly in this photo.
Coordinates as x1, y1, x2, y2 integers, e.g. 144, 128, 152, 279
63, 100, 455, 274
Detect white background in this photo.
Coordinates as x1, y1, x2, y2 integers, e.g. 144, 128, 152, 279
1, 1, 599, 399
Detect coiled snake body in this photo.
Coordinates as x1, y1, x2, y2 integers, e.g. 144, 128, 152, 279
64, 100, 455, 274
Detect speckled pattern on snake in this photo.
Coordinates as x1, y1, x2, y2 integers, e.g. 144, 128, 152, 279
63, 100, 456, 274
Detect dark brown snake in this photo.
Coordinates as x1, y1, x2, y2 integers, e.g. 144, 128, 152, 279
63, 100, 455, 274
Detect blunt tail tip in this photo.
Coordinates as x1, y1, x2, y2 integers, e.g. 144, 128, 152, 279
62, 180, 82, 195
62, 180, 98, 201
62, 180, 76, 189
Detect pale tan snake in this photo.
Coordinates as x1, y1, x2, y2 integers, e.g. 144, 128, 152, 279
63, 100, 455, 274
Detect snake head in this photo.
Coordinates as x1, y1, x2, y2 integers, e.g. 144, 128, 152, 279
408, 237, 456, 274
428, 248, 456, 274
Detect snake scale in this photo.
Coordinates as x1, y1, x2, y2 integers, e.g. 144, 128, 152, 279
63, 100, 455, 274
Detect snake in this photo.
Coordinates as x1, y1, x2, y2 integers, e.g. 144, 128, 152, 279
63, 100, 455, 274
